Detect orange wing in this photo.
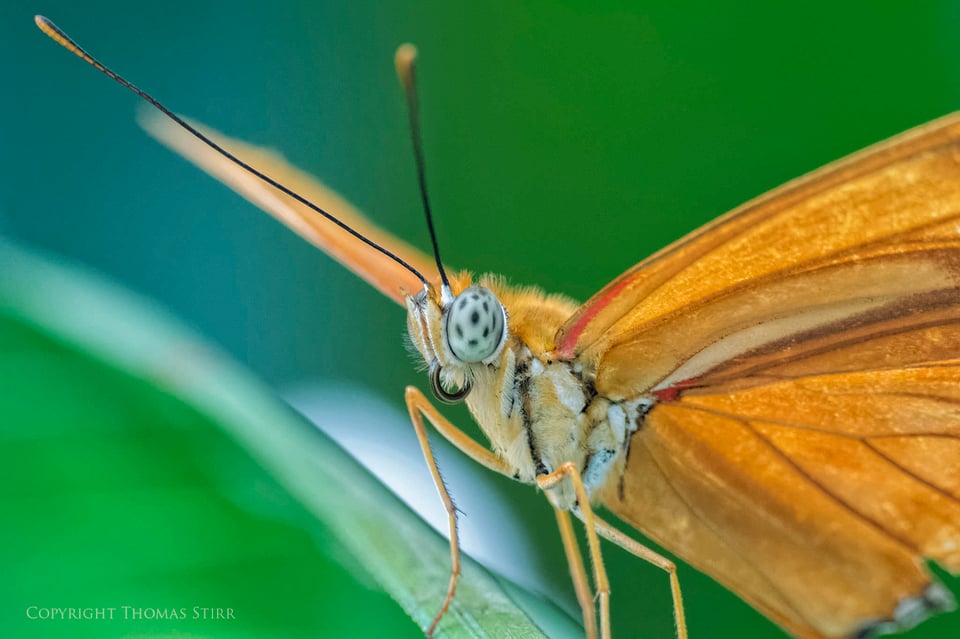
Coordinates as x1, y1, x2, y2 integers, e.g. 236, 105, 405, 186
604, 365, 960, 639
572, 114, 960, 637
555, 113, 960, 392
139, 111, 439, 305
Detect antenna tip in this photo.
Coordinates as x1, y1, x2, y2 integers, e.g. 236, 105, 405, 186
34, 15, 53, 32
395, 43, 417, 86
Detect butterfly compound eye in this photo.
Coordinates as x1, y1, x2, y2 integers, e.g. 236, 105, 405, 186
444, 286, 506, 363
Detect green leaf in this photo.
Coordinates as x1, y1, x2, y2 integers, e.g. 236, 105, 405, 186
0, 241, 566, 638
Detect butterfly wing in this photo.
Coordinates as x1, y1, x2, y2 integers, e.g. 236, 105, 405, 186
555, 113, 960, 383
139, 111, 438, 305
563, 114, 960, 637
606, 367, 960, 639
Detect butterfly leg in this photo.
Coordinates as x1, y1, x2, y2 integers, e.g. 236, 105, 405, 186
537, 463, 612, 639
404, 386, 515, 636
555, 506, 599, 639
587, 513, 688, 639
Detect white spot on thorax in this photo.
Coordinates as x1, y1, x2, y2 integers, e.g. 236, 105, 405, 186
583, 448, 617, 494
607, 404, 626, 442
530, 357, 545, 375
548, 365, 586, 415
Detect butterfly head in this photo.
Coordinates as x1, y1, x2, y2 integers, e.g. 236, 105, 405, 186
406, 276, 509, 403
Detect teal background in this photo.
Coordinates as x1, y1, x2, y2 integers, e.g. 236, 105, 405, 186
4, 1, 960, 638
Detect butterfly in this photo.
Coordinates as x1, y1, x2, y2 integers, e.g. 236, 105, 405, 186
37, 15, 960, 639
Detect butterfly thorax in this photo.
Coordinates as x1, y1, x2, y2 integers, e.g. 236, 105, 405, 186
406, 272, 651, 509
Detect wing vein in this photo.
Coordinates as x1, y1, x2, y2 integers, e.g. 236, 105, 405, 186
673, 400, 960, 445
697, 316, 960, 389
753, 360, 960, 381
860, 438, 960, 504
636, 434, 814, 627
668, 403, 924, 554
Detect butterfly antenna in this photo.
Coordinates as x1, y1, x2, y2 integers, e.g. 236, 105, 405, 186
34, 15, 429, 289
395, 44, 451, 290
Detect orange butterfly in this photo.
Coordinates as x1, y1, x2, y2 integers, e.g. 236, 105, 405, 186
37, 16, 960, 639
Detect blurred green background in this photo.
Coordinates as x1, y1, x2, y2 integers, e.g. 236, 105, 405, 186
3, 0, 960, 638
